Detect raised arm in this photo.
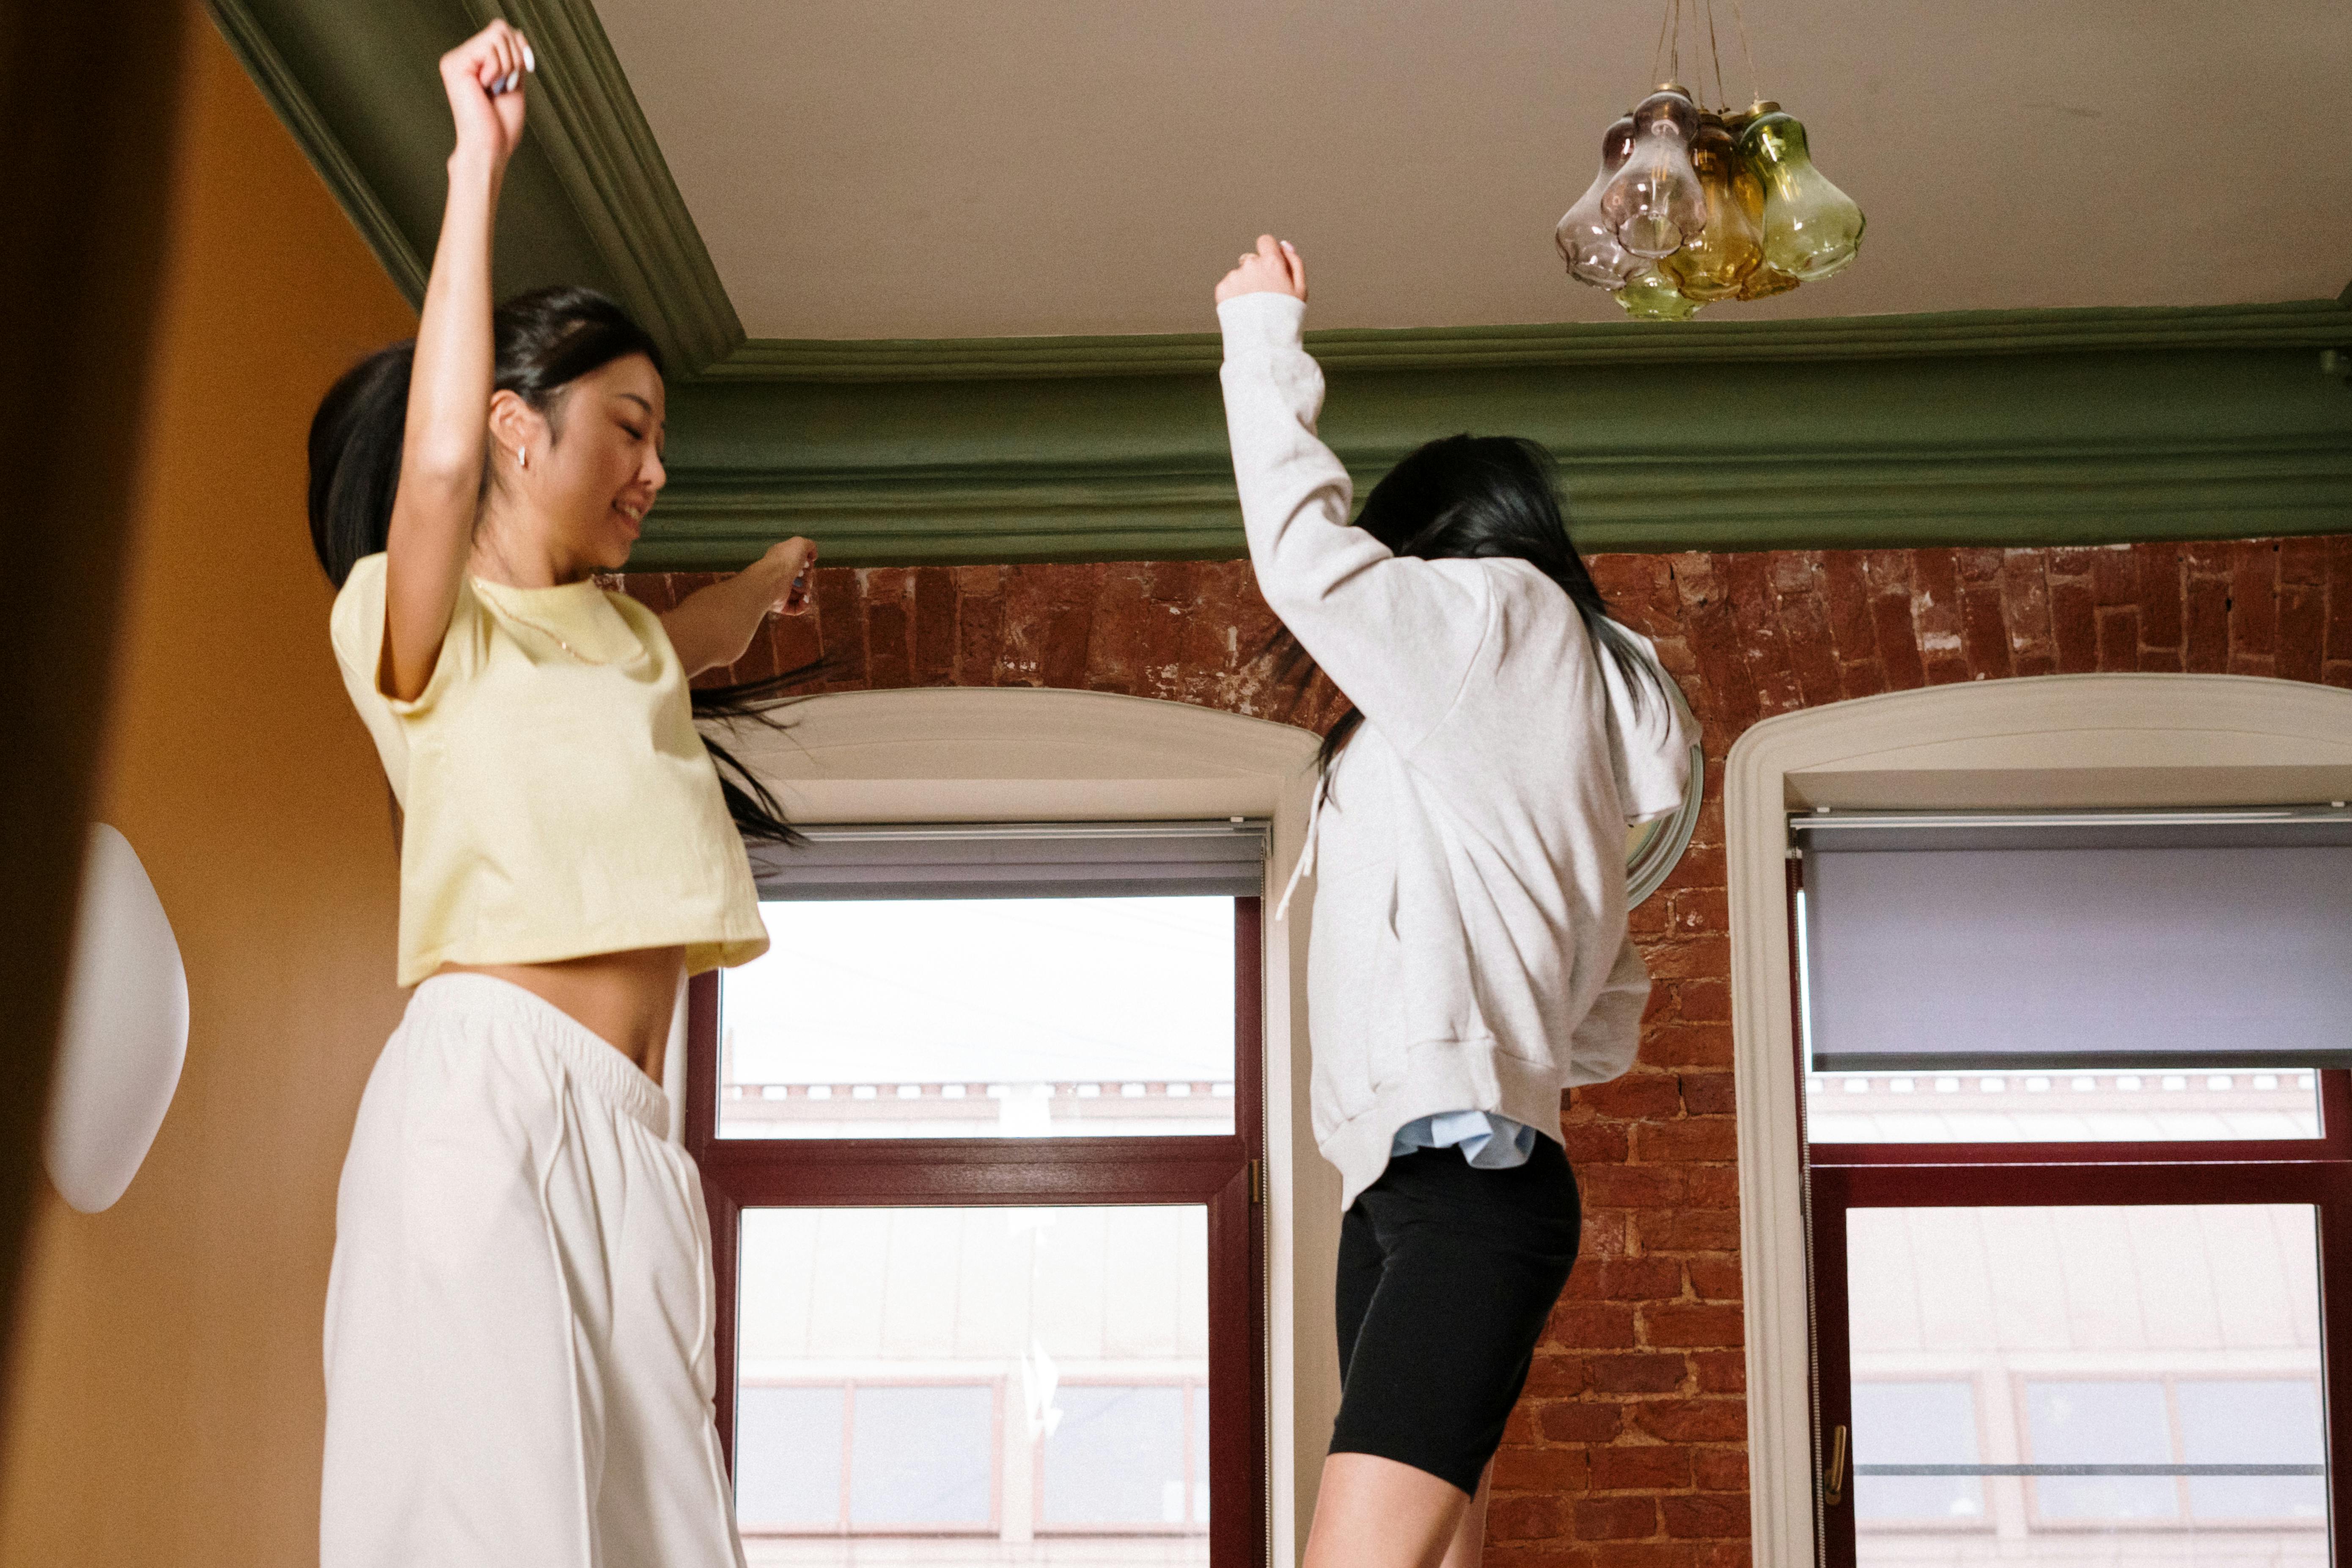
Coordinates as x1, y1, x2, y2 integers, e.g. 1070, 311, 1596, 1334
1214, 237, 1489, 753
380, 23, 533, 702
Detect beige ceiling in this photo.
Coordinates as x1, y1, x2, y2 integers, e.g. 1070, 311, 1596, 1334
592, 0, 2352, 341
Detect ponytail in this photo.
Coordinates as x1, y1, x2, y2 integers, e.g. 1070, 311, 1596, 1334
690, 667, 837, 848
307, 339, 413, 587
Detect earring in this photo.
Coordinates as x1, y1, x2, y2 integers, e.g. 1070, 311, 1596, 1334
517, 446, 528, 470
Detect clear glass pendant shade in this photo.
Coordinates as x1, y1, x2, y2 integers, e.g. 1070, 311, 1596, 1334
1615, 263, 1705, 321
1600, 88, 1709, 260
1555, 115, 1641, 288
1662, 116, 1764, 301
1738, 107, 1864, 281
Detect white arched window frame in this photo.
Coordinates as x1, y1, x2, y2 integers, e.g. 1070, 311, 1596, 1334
708, 686, 1333, 1564
1726, 673, 2352, 1568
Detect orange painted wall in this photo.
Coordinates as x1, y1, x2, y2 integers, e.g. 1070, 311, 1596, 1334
0, 11, 417, 1563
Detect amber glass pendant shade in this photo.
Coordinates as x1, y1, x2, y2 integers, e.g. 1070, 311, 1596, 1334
1600, 88, 1709, 259
1615, 264, 1705, 321
1555, 115, 1642, 288
1735, 263, 1802, 300
1662, 116, 1764, 302
1738, 108, 1864, 281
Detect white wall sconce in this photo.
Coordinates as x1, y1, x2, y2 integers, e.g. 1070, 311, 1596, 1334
44, 824, 187, 1213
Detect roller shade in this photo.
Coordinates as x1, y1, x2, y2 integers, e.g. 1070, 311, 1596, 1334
748, 821, 1268, 901
1796, 808, 2352, 1073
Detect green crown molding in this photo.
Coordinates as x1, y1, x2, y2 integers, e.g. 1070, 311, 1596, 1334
460, 0, 743, 372
207, 0, 428, 299
639, 444, 2352, 569
203, 0, 682, 359
644, 343, 2352, 567
211, 0, 2352, 568
717, 300, 2352, 384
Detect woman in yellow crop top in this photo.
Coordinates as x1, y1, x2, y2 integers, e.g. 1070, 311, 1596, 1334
305, 23, 799, 1566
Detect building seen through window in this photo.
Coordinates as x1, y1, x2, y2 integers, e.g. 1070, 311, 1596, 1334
732, 1206, 1210, 1565
1846, 1206, 2326, 1568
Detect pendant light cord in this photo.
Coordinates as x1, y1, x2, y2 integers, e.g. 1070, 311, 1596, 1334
1728, 0, 1761, 105
1704, 0, 1728, 110
1660, 0, 1756, 107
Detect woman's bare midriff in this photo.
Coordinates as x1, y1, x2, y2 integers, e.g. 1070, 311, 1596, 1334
436, 945, 686, 1080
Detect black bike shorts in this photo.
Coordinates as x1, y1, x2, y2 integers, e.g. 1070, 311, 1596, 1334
1330, 1137, 1583, 1495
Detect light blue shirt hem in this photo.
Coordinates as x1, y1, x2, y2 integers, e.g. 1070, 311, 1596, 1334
1390, 1110, 1538, 1169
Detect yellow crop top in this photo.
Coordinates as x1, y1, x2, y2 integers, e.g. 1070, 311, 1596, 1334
330, 553, 770, 986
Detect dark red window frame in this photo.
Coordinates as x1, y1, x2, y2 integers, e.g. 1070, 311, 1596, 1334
1792, 866, 2352, 1568
686, 896, 1267, 1568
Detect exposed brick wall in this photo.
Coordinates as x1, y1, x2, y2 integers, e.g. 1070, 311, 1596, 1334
624, 536, 2352, 1568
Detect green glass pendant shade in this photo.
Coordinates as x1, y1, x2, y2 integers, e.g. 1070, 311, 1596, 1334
1556, 115, 1642, 288
1615, 264, 1706, 320
1738, 109, 1864, 281
1663, 117, 1764, 302
1601, 88, 1710, 260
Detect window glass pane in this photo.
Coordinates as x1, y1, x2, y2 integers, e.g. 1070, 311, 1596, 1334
1846, 1205, 2327, 1568
1852, 1381, 1983, 1522
849, 1385, 995, 1527
1190, 1386, 1210, 1527
2024, 1381, 2176, 1520
1040, 1385, 1187, 1526
1805, 1069, 2322, 1145
735, 1206, 1209, 1562
735, 1384, 844, 1529
2180, 1380, 2328, 1521
719, 898, 1235, 1139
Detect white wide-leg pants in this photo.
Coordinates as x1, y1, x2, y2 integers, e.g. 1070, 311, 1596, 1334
322, 974, 745, 1568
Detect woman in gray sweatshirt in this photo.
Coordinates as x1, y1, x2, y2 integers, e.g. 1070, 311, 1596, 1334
1216, 236, 1693, 1568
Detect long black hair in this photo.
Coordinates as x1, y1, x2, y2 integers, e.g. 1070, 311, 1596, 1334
1269, 434, 1660, 794
306, 284, 817, 845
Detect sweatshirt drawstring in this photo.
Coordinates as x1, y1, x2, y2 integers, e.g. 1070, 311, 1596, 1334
1275, 780, 1327, 922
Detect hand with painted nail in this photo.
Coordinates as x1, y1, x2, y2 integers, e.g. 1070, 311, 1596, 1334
438, 20, 535, 168
1214, 234, 1308, 305
757, 537, 820, 617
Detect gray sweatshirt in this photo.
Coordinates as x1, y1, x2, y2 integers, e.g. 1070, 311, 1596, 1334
1218, 293, 1693, 1210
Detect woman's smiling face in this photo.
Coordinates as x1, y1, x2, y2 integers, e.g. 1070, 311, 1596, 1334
530, 352, 667, 573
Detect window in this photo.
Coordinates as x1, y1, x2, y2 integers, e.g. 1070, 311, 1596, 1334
2023, 1378, 2179, 1523
1850, 1381, 1983, 1525
690, 823, 1265, 1568
1798, 807, 2352, 1568
2179, 1379, 2330, 1521
734, 1385, 844, 1528
1040, 1382, 1210, 1530
1804, 1070, 2323, 1145
720, 895, 1237, 1140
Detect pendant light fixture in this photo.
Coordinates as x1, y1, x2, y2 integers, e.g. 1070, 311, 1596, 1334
1556, 0, 1864, 320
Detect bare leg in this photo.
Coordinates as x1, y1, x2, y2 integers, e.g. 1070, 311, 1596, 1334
1303, 1453, 1472, 1568
1439, 1463, 1494, 1568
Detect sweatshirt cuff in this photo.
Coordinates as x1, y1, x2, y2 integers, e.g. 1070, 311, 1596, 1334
1217, 291, 1306, 357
